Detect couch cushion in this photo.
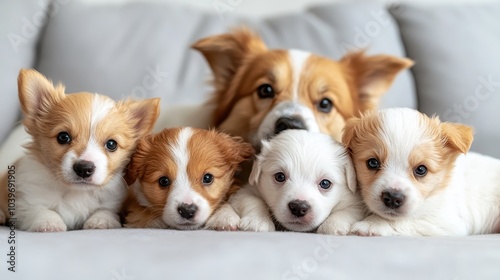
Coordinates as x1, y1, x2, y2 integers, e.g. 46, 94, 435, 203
35, 1, 414, 111
0, 0, 49, 143
391, 3, 500, 157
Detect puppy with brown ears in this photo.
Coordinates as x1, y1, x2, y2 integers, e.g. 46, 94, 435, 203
0, 69, 160, 232
343, 108, 500, 236
193, 28, 413, 145
123, 127, 253, 230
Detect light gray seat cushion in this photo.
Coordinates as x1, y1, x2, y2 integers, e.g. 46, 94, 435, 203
391, 3, 500, 157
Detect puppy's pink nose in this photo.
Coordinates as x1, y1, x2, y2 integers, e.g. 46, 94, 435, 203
288, 200, 310, 217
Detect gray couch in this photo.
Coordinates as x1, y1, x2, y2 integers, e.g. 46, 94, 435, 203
1, 1, 499, 279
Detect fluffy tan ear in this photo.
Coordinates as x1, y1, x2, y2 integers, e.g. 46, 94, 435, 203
440, 122, 474, 154
192, 27, 267, 84
124, 136, 152, 186
341, 51, 414, 112
120, 98, 160, 138
341, 117, 362, 148
248, 156, 261, 186
18, 69, 65, 129
344, 152, 358, 193
217, 132, 255, 169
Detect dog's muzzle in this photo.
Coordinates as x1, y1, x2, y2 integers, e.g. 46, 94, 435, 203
274, 117, 307, 135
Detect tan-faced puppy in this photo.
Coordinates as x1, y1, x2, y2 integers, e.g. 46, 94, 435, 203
343, 108, 500, 236
192, 28, 413, 146
123, 127, 253, 230
0, 69, 160, 232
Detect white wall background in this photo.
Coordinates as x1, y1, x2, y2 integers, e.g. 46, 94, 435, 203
79, 0, 499, 17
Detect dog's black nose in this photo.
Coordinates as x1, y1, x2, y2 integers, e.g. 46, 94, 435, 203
274, 117, 307, 135
178, 203, 198, 219
73, 161, 95, 178
288, 200, 310, 217
381, 190, 406, 209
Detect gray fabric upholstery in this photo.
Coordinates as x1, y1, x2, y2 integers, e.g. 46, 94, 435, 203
0, 0, 49, 143
391, 3, 500, 157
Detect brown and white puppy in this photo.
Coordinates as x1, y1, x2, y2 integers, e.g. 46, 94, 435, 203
192, 28, 413, 146
0, 69, 160, 232
123, 127, 253, 230
343, 108, 500, 236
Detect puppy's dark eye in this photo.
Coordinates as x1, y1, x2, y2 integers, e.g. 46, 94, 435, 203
414, 165, 428, 177
202, 173, 214, 185
257, 84, 275, 99
274, 172, 286, 183
105, 139, 118, 152
366, 158, 381, 170
319, 179, 332, 190
317, 98, 333, 113
57, 132, 71, 144
158, 176, 171, 187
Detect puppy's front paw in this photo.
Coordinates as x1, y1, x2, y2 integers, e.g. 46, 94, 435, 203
350, 221, 397, 236
205, 208, 240, 231
317, 220, 352, 236
84, 211, 121, 229
30, 219, 67, 232
238, 216, 275, 232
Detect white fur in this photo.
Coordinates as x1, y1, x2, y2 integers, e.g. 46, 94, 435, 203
351, 108, 500, 236
161, 127, 211, 230
14, 155, 126, 231
208, 130, 363, 234
289, 49, 311, 101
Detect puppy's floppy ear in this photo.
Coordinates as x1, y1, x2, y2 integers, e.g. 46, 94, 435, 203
341, 117, 361, 149
343, 151, 358, 193
192, 27, 267, 86
341, 51, 413, 112
120, 98, 160, 138
18, 69, 65, 130
124, 136, 151, 186
215, 131, 254, 168
440, 121, 474, 154
248, 155, 261, 186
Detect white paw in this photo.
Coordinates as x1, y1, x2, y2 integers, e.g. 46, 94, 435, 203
205, 208, 240, 231
317, 220, 352, 236
84, 212, 121, 229
350, 221, 397, 236
30, 219, 67, 232
238, 215, 275, 232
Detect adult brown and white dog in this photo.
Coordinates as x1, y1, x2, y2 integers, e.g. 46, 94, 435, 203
192, 28, 413, 145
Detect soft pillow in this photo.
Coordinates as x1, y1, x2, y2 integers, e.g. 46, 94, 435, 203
391, 3, 500, 157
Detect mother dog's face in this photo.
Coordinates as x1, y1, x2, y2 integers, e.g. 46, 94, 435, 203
193, 28, 413, 146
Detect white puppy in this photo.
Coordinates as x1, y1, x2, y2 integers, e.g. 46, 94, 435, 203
206, 130, 363, 234
343, 108, 500, 236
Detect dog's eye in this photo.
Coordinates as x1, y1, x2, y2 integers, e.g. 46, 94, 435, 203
57, 132, 72, 144
319, 179, 332, 190
202, 173, 214, 185
414, 165, 428, 177
274, 172, 286, 183
257, 84, 275, 99
105, 139, 118, 152
158, 176, 171, 187
317, 98, 333, 113
366, 158, 381, 170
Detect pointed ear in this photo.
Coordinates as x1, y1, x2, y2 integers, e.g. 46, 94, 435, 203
121, 98, 160, 138
217, 132, 255, 168
343, 151, 358, 193
440, 122, 474, 154
341, 117, 361, 148
18, 68, 65, 126
192, 27, 267, 91
341, 51, 413, 111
